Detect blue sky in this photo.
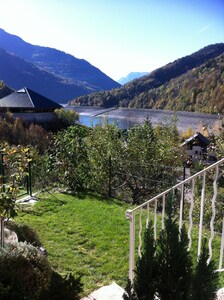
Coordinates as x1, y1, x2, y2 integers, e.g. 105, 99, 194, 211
0, 0, 223, 81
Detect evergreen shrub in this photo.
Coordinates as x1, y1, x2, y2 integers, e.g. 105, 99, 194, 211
123, 199, 219, 300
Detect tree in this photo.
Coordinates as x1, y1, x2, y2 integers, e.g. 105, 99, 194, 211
0, 145, 30, 247
86, 117, 124, 196
120, 119, 157, 204
50, 125, 89, 192
123, 279, 139, 300
123, 198, 193, 300
190, 239, 219, 300
54, 108, 79, 126
117, 118, 181, 204
134, 222, 157, 300
156, 202, 192, 300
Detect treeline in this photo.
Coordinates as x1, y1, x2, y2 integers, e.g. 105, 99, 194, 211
0, 112, 51, 153
129, 53, 224, 113
69, 43, 224, 114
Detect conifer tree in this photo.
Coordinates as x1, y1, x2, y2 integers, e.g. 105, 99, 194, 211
134, 221, 157, 300
190, 239, 219, 300
156, 200, 193, 300
123, 279, 138, 300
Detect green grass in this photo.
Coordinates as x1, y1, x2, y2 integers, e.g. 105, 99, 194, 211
15, 193, 131, 295
15, 192, 224, 295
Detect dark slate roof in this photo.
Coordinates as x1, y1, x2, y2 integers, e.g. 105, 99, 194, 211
181, 132, 210, 147
0, 87, 62, 110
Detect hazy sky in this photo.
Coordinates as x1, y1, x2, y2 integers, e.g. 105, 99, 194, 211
0, 0, 223, 81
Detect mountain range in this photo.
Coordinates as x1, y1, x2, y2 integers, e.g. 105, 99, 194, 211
118, 72, 150, 85
0, 28, 120, 103
68, 43, 224, 114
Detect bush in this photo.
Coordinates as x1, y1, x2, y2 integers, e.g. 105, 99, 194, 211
40, 271, 83, 300
5, 221, 42, 247
190, 240, 219, 300
0, 242, 52, 300
123, 199, 219, 300
0, 242, 83, 300
134, 221, 157, 300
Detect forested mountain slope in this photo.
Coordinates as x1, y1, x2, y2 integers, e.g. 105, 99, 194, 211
137, 53, 224, 113
0, 48, 95, 102
68, 43, 224, 113
0, 28, 120, 102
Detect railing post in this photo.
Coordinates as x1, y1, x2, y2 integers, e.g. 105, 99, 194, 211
179, 183, 184, 232
28, 158, 32, 197
0, 217, 4, 248
198, 171, 206, 257
208, 164, 218, 263
108, 155, 112, 198
219, 215, 224, 270
126, 210, 135, 284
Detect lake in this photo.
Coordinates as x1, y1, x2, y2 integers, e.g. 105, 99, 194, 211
65, 106, 221, 132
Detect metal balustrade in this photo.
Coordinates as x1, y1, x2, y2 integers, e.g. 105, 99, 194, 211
126, 157, 224, 283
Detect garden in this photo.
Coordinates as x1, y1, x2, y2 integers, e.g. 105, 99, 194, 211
0, 111, 224, 299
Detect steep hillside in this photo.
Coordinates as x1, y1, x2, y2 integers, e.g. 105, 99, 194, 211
0, 28, 120, 101
0, 81, 14, 99
134, 53, 224, 113
0, 48, 97, 102
68, 43, 224, 113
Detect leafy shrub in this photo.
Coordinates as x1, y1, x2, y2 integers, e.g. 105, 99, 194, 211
0, 242, 52, 300
40, 271, 83, 300
54, 108, 79, 126
5, 221, 42, 247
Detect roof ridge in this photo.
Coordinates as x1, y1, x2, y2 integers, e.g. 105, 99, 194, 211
25, 87, 34, 108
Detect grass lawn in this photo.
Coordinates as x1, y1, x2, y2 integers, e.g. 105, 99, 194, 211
15, 192, 131, 296
15, 192, 224, 296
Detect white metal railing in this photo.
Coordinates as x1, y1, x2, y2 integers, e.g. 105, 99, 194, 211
126, 157, 224, 283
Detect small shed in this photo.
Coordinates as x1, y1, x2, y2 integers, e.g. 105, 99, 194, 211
181, 132, 216, 163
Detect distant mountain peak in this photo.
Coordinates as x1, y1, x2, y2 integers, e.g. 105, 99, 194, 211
118, 72, 150, 85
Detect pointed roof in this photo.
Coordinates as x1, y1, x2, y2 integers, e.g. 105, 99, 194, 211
0, 87, 62, 110
181, 132, 210, 147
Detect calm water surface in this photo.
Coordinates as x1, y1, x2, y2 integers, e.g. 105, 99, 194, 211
66, 106, 220, 132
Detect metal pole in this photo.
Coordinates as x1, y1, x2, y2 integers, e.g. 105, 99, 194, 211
1, 153, 5, 193
126, 210, 135, 283
108, 155, 112, 198
182, 164, 186, 219
198, 171, 206, 257
0, 217, 4, 248
28, 159, 32, 197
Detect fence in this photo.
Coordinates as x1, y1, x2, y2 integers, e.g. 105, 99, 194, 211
126, 157, 224, 282
109, 158, 184, 204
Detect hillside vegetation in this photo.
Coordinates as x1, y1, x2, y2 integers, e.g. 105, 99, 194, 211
0, 48, 95, 102
68, 43, 224, 114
